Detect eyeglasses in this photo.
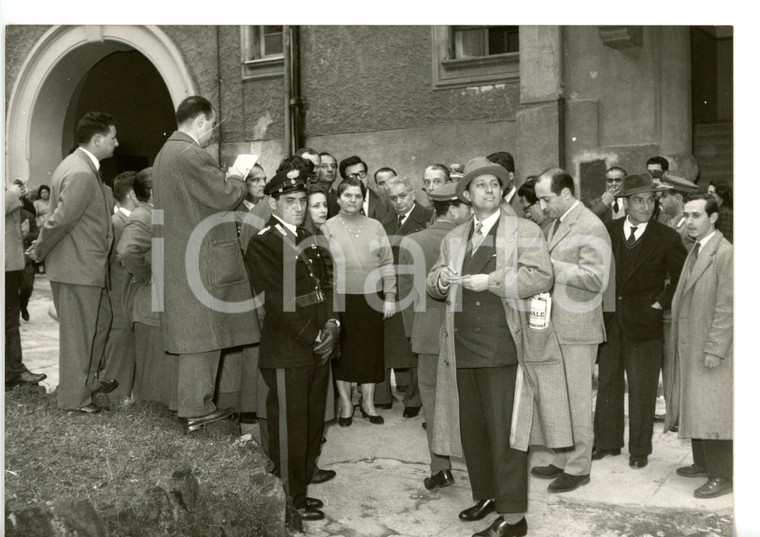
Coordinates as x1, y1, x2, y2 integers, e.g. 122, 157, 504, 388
606, 178, 624, 184
347, 170, 367, 179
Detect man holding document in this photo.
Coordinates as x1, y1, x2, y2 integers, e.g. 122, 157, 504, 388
426, 157, 561, 537
152, 96, 259, 432
530, 168, 611, 493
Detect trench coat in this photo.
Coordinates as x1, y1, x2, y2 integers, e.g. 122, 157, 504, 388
426, 208, 573, 456
664, 231, 733, 440
152, 131, 259, 354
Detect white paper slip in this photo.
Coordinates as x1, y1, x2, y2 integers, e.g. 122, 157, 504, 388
232, 154, 259, 178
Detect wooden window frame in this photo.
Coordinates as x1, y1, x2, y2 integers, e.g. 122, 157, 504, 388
241, 26, 284, 80
431, 26, 519, 90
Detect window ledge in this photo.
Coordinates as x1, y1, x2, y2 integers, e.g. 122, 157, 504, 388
242, 56, 284, 81
441, 52, 519, 72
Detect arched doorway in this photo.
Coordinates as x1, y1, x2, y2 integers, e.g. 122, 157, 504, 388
6, 25, 196, 190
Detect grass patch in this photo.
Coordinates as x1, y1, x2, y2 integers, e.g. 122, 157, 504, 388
4, 385, 287, 536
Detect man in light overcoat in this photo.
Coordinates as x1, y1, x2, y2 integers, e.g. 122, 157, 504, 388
398, 182, 471, 491
427, 157, 572, 537
530, 168, 611, 493
152, 96, 259, 431
665, 193, 733, 499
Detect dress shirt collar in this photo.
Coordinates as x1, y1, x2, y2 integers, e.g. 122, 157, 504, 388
118, 207, 131, 218
503, 185, 516, 203
79, 147, 100, 171
559, 200, 580, 223
697, 230, 717, 250
398, 203, 416, 226
243, 199, 256, 211
624, 216, 648, 241
473, 209, 500, 236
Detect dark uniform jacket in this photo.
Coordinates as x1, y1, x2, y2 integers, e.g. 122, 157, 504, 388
246, 216, 335, 369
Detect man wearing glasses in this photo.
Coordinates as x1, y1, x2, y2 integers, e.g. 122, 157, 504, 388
592, 173, 686, 469
338, 155, 393, 227
588, 166, 627, 225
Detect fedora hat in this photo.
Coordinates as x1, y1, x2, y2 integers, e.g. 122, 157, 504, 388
620, 172, 670, 198
661, 172, 698, 194
456, 157, 508, 202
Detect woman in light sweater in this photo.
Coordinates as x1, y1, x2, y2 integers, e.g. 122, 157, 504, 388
322, 177, 396, 426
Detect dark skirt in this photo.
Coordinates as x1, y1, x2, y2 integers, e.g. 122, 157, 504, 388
333, 292, 385, 383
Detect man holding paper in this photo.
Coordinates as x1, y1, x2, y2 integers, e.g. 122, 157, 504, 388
427, 157, 564, 537
530, 168, 611, 493
152, 95, 259, 432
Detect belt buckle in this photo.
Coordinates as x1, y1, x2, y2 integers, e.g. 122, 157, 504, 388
315, 288, 324, 303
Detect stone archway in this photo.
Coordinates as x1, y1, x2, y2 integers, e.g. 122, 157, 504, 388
5, 25, 196, 184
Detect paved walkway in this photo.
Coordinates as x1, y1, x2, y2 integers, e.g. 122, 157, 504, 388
18, 276, 734, 536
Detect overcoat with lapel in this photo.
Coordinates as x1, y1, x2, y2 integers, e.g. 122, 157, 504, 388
383, 202, 434, 368
546, 202, 611, 344
398, 219, 457, 354
426, 208, 573, 456
152, 131, 259, 354
606, 217, 687, 342
35, 148, 115, 287
664, 231, 733, 439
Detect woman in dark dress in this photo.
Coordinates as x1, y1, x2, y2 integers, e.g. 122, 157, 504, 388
322, 178, 396, 425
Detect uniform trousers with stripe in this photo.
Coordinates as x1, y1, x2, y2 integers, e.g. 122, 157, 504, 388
261, 361, 329, 509
457, 364, 527, 514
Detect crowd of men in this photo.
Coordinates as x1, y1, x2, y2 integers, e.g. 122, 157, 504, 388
6, 95, 733, 537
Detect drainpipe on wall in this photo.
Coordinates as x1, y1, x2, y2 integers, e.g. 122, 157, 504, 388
558, 27, 566, 170
290, 26, 304, 152
283, 26, 292, 156
216, 25, 223, 163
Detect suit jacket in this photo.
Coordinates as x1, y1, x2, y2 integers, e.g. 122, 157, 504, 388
587, 196, 626, 226
34, 148, 115, 287
5, 189, 25, 272
110, 210, 130, 315
398, 219, 457, 354
546, 202, 611, 345
152, 131, 259, 354
607, 217, 687, 342
367, 187, 394, 228
117, 203, 159, 328
665, 232, 732, 440
427, 208, 573, 455
384, 202, 435, 263
246, 216, 335, 369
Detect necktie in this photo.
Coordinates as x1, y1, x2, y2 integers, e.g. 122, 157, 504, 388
627, 226, 638, 245
686, 242, 701, 276
613, 200, 619, 213
471, 222, 484, 253
397, 214, 405, 229
553, 218, 561, 236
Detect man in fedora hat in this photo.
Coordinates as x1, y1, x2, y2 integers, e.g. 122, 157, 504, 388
427, 157, 568, 537
593, 173, 687, 469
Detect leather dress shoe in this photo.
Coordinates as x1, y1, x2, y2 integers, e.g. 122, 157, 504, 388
7, 370, 47, 388
473, 516, 527, 537
591, 447, 620, 460
180, 407, 235, 432
311, 468, 336, 484
92, 378, 119, 395
694, 477, 732, 498
654, 413, 665, 422
530, 464, 563, 479
548, 473, 590, 493
75, 403, 101, 414
677, 464, 708, 478
403, 406, 421, 418
459, 499, 495, 521
305, 497, 324, 509
629, 455, 648, 468
424, 469, 455, 490
298, 507, 325, 521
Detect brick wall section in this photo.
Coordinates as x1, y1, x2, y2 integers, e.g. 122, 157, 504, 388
4, 25, 52, 112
